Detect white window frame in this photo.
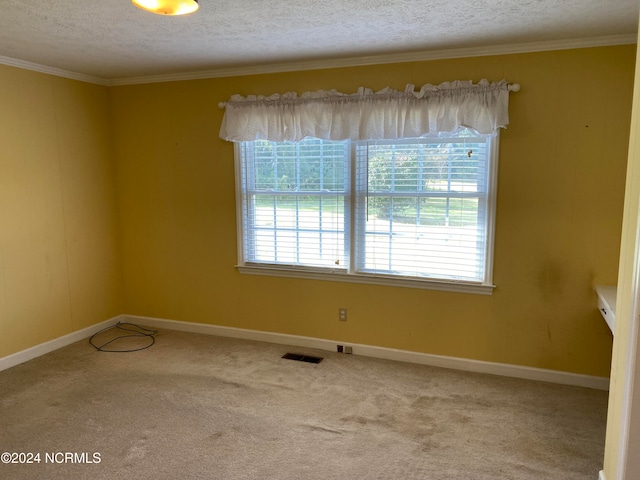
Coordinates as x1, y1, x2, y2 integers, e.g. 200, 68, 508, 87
234, 134, 499, 295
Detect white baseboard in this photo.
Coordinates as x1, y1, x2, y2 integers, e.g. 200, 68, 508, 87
0, 315, 124, 372
599, 470, 606, 480
125, 314, 610, 391
0, 313, 611, 391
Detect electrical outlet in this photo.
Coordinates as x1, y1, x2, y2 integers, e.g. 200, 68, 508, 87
339, 308, 347, 321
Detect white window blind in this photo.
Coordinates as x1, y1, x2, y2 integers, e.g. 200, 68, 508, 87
354, 134, 493, 282
236, 130, 497, 290
239, 139, 350, 269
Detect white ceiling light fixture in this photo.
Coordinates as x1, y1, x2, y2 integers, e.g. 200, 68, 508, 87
132, 0, 199, 16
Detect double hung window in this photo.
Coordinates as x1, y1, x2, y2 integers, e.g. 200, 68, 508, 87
235, 131, 497, 293
221, 79, 513, 293
238, 139, 349, 269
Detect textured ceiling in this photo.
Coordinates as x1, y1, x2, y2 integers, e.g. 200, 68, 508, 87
0, 0, 638, 82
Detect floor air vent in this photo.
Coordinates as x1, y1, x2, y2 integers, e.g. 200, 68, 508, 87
282, 353, 323, 364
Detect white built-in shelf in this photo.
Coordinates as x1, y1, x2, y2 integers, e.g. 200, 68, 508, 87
595, 285, 616, 335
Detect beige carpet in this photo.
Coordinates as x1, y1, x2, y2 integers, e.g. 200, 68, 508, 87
0, 327, 607, 479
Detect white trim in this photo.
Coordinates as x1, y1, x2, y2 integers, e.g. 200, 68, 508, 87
0, 313, 610, 390
0, 315, 124, 372
234, 142, 247, 268
108, 34, 637, 86
237, 265, 495, 295
0, 35, 632, 87
484, 131, 500, 286
614, 204, 640, 480
0, 55, 108, 86
124, 314, 610, 390
0, 312, 611, 390
599, 470, 607, 480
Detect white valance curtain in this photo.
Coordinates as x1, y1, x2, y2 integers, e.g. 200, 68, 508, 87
219, 79, 512, 143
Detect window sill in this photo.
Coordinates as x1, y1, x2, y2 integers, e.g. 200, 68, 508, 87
236, 265, 495, 295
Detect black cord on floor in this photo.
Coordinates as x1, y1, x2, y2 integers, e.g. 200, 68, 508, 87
89, 322, 158, 352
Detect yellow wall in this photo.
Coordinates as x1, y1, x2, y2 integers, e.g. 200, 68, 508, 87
110, 45, 634, 377
0, 42, 635, 475
0, 65, 123, 358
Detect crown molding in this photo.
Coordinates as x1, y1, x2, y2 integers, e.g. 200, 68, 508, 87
0, 55, 108, 86
108, 34, 637, 86
0, 34, 636, 87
